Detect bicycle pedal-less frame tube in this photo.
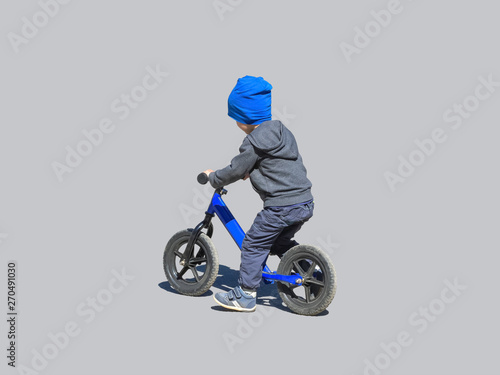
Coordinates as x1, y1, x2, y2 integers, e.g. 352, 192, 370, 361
206, 190, 245, 248
204, 189, 302, 286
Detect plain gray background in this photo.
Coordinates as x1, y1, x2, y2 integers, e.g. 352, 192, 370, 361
1, 1, 499, 374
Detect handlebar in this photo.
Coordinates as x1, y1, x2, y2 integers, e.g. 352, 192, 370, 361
197, 172, 209, 185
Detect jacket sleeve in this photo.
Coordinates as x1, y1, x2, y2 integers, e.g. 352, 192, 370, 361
209, 137, 258, 189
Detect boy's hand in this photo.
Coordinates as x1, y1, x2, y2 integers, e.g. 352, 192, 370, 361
243, 173, 250, 180
203, 169, 214, 177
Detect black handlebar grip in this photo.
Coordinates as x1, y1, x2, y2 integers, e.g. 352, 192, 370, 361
197, 172, 209, 185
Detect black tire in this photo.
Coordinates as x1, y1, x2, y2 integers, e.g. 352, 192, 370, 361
277, 244, 337, 316
163, 229, 219, 296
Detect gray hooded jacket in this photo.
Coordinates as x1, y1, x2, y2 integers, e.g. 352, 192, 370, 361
209, 120, 313, 207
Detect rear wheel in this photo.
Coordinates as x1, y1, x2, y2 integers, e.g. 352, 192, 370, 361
163, 229, 218, 296
277, 244, 336, 316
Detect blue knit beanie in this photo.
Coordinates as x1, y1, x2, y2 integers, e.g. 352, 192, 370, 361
227, 75, 273, 125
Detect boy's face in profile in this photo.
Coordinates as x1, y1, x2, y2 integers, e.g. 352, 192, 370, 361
236, 121, 259, 135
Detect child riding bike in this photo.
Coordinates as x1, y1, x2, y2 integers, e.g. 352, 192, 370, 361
203, 75, 314, 312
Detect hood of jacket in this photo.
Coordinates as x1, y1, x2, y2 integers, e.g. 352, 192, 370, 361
246, 120, 298, 160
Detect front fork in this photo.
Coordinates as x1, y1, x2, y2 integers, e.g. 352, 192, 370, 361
181, 213, 213, 265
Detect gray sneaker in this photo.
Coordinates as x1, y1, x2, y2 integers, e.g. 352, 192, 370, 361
213, 286, 257, 312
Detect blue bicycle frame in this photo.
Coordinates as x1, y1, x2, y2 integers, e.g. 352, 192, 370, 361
185, 188, 303, 286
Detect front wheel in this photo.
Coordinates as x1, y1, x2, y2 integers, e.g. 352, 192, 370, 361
163, 229, 219, 296
277, 244, 337, 316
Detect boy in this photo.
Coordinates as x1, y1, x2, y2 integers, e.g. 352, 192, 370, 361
203, 75, 314, 312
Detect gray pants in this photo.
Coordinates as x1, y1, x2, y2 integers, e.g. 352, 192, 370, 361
238, 199, 314, 291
